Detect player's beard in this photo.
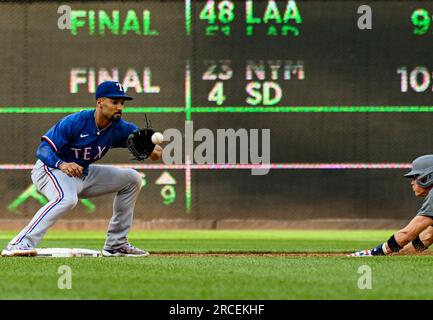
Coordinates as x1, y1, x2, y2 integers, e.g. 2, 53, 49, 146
111, 112, 122, 122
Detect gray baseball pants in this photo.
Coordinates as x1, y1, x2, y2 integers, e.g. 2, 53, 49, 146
9, 160, 143, 250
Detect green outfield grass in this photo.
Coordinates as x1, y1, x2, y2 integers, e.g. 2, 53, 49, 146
1, 230, 432, 300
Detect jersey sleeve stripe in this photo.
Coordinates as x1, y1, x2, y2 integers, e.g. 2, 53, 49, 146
42, 135, 58, 152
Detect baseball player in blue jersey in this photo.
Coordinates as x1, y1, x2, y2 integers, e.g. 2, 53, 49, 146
1, 81, 162, 257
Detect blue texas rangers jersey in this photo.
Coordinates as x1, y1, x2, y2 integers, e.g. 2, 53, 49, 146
41, 110, 138, 169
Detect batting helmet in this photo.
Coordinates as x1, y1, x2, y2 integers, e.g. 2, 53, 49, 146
404, 155, 433, 188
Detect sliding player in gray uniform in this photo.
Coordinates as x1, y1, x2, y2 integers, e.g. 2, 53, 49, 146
350, 155, 433, 256
1, 81, 162, 257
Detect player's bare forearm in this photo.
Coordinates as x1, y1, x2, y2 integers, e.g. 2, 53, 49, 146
392, 243, 418, 255
379, 215, 433, 255
390, 226, 433, 255
350, 219, 433, 256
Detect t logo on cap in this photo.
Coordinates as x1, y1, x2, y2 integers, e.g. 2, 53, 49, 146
116, 83, 124, 92
95, 81, 133, 100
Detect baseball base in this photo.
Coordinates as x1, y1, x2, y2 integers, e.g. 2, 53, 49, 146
35, 248, 102, 257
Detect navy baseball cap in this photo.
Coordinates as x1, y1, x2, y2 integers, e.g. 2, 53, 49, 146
95, 81, 133, 100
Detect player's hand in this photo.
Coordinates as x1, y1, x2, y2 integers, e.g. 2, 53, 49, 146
59, 162, 84, 177
150, 145, 163, 161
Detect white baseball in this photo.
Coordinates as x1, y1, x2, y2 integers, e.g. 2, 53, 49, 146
151, 132, 164, 144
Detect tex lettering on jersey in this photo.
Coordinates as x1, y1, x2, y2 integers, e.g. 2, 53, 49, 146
41, 110, 138, 169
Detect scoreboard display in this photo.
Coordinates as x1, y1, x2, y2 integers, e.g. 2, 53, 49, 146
1, 0, 432, 222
